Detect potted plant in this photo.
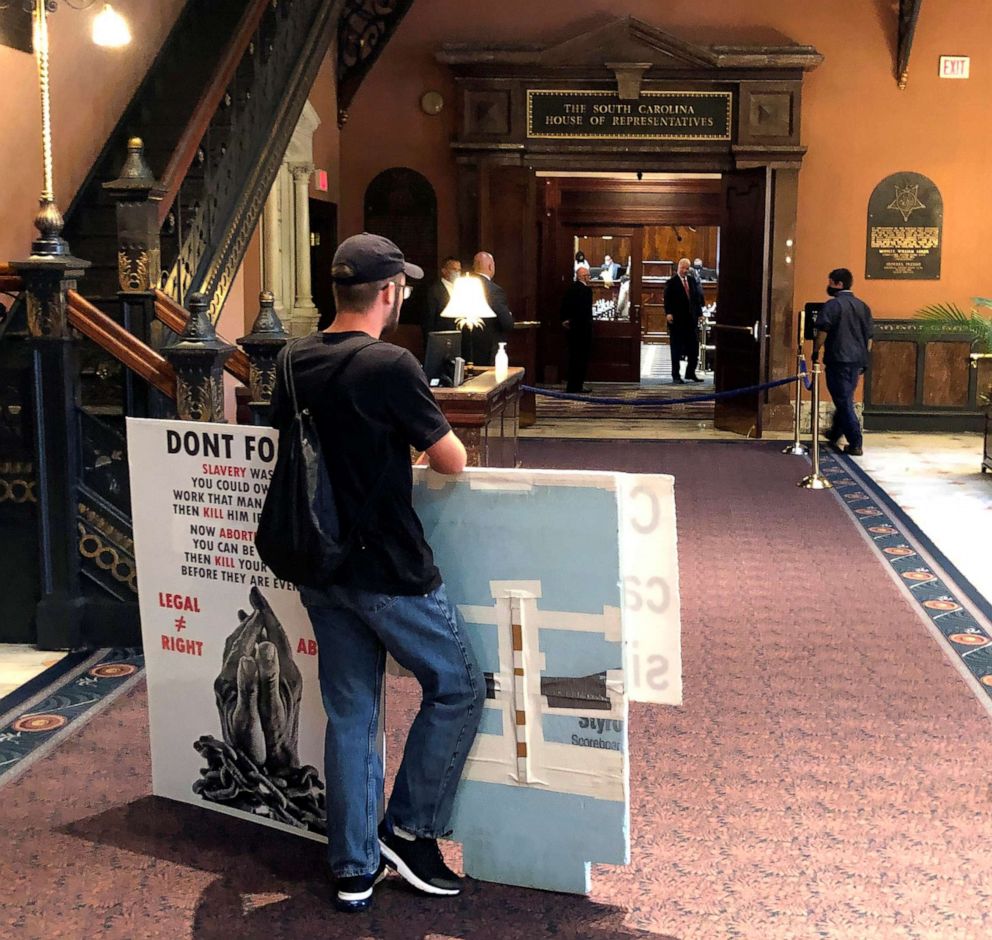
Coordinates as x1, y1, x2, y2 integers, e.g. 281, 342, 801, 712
917, 297, 992, 472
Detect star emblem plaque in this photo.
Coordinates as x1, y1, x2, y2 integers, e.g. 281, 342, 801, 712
866, 172, 942, 280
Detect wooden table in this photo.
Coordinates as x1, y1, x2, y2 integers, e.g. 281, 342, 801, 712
431, 366, 523, 467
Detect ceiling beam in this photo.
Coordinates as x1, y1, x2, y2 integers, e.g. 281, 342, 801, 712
897, 0, 924, 89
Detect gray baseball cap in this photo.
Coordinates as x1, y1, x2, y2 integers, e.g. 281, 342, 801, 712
330, 232, 424, 284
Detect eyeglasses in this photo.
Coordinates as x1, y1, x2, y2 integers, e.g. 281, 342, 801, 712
386, 280, 413, 301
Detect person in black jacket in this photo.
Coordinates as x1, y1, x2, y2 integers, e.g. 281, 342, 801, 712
422, 255, 461, 342
662, 257, 705, 384
560, 266, 594, 392
468, 251, 514, 365
813, 267, 874, 456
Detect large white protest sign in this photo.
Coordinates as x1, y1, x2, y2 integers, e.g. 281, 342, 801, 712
126, 417, 681, 892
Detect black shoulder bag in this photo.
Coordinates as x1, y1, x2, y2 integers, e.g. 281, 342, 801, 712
255, 337, 383, 588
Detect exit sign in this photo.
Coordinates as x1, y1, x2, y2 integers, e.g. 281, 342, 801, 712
939, 56, 970, 79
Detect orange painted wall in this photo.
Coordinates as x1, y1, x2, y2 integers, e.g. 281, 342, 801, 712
0, 0, 188, 263
339, 1, 992, 319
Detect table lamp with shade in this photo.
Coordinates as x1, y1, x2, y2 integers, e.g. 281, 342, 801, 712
439, 274, 496, 365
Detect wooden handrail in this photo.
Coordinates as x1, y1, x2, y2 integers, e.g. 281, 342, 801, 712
152, 289, 251, 385
158, 0, 273, 226
0, 264, 22, 293
67, 290, 177, 399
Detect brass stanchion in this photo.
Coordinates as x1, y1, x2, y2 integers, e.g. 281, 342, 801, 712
798, 360, 832, 489
783, 311, 809, 456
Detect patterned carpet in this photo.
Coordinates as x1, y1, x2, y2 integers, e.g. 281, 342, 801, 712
1, 440, 990, 938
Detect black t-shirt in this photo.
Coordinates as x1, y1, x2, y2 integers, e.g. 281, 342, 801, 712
270, 332, 451, 595
818, 292, 874, 366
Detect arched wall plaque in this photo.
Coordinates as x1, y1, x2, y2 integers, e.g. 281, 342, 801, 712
866, 171, 942, 280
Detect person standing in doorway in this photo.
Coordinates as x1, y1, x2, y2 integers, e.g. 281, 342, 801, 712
270, 233, 485, 913
813, 267, 874, 456
470, 251, 514, 365
663, 257, 705, 384
560, 265, 594, 393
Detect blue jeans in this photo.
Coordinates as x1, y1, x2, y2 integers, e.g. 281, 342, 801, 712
300, 582, 485, 878
825, 362, 865, 449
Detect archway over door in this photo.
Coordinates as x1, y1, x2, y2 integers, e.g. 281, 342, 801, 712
438, 16, 821, 435
364, 167, 438, 332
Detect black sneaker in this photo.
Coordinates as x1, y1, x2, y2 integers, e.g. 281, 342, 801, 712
672, 377, 685, 385
843, 445, 863, 456
378, 821, 461, 896
334, 860, 387, 913
684, 374, 701, 382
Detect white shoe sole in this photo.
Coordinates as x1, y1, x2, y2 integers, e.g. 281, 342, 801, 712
336, 866, 388, 904
378, 838, 461, 896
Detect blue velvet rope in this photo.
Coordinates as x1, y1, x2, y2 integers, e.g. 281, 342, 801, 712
522, 375, 797, 407
798, 359, 814, 391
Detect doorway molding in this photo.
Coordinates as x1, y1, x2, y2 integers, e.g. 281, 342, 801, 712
437, 16, 821, 431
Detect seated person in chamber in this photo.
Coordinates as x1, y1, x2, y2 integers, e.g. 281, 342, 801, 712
600, 253, 620, 282
574, 251, 590, 279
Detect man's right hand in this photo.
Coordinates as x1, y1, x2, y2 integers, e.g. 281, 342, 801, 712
666, 314, 674, 324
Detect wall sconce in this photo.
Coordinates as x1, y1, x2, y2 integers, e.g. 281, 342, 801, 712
440, 275, 496, 331
6, 0, 133, 255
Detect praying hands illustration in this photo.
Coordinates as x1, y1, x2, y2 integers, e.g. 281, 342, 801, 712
213, 585, 303, 773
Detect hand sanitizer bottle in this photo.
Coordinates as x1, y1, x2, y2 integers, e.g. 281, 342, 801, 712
494, 341, 508, 380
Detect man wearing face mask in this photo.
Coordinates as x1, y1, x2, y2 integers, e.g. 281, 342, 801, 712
270, 233, 485, 913
813, 267, 874, 456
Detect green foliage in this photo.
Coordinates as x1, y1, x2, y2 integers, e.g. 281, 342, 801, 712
917, 298, 992, 351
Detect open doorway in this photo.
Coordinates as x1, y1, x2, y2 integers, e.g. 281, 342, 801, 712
570, 224, 720, 386
480, 169, 774, 434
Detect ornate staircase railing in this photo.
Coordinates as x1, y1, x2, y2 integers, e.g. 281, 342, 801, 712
158, 0, 338, 321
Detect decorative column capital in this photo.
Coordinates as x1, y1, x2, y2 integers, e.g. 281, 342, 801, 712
289, 162, 315, 185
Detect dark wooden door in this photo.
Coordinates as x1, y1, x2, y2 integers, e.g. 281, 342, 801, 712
560, 226, 642, 383
482, 166, 538, 322
713, 169, 770, 435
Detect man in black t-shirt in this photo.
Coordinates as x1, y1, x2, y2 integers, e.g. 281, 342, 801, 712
813, 267, 874, 456
270, 233, 485, 913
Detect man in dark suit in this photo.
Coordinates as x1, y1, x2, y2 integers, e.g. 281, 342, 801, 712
469, 251, 514, 365
560, 266, 594, 393
663, 257, 705, 383
813, 267, 874, 456
422, 255, 461, 342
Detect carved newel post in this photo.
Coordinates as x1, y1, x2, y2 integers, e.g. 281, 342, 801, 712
12, 215, 91, 648
103, 137, 167, 417
238, 290, 289, 426
162, 293, 235, 422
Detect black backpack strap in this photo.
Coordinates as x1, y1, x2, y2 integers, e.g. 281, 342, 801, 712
282, 335, 380, 418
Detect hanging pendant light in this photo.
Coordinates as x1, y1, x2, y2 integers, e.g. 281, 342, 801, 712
92, 4, 131, 48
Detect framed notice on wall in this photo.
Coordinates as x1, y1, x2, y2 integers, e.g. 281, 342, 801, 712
865, 171, 943, 280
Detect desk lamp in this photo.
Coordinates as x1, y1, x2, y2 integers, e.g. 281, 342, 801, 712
440, 274, 496, 365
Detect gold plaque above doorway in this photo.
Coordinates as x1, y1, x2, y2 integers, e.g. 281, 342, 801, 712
527, 90, 732, 142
